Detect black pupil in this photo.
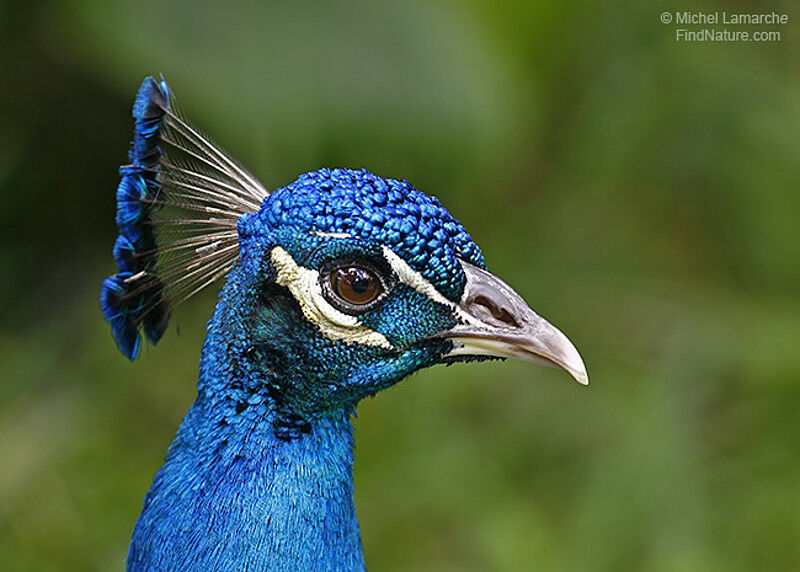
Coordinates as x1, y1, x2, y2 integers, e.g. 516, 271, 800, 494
349, 270, 371, 294
331, 265, 382, 307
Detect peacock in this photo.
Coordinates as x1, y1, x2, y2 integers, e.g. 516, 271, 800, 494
101, 77, 588, 571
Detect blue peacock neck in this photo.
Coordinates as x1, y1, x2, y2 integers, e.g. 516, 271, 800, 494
127, 273, 367, 571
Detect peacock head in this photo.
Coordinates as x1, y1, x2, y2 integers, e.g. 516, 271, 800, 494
101, 78, 587, 428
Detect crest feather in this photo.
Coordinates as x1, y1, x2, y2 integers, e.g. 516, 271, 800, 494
100, 76, 268, 359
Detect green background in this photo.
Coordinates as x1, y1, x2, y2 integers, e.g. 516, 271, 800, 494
2, 1, 799, 570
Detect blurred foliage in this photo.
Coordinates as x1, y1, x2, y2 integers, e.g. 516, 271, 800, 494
1, 0, 799, 570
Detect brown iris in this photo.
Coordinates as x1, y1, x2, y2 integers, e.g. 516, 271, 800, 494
329, 266, 383, 306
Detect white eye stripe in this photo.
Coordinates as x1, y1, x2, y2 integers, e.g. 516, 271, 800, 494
380, 246, 483, 327
270, 246, 394, 350
312, 231, 352, 239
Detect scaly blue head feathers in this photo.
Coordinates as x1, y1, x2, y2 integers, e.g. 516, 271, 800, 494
246, 168, 485, 299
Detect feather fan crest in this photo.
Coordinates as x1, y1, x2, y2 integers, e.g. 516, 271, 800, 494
100, 76, 268, 359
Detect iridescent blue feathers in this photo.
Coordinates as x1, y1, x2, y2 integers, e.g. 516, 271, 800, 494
101, 77, 483, 359
101, 77, 268, 359
241, 169, 484, 301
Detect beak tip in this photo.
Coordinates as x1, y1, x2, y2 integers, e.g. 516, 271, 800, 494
447, 259, 590, 387
554, 334, 589, 386
572, 369, 589, 386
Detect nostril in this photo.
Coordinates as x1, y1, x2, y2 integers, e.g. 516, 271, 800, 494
471, 295, 520, 328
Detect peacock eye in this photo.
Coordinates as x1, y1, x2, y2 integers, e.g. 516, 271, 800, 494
330, 266, 383, 306
319, 259, 394, 315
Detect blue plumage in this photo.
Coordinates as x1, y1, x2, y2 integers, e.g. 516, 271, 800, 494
244, 168, 485, 300
101, 78, 172, 358
102, 77, 588, 570
114, 174, 149, 236
112, 235, 136, 273
100, 273, 142, 359
130, 77, 169, 167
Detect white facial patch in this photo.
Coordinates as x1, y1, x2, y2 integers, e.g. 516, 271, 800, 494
270, 246, 394, 350
312, 231, 353, 239
380, 246, 484, 327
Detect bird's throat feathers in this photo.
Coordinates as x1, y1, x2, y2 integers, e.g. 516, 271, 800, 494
127, 259, 376, 568
129, 381, 365, 570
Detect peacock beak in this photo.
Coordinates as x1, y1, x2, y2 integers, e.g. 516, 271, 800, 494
439, 260, 589, 385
